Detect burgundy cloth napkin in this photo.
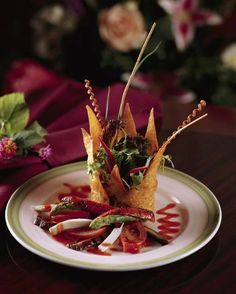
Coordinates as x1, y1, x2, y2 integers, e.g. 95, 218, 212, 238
0, 60, 162, 211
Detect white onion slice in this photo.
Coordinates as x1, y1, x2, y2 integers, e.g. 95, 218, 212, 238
49, 218, 92, 235
98, 223, 124, 252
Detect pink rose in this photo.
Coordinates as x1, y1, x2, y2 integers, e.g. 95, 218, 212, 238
98, 2, 146, 52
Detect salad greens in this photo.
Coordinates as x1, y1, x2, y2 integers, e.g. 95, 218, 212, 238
89, 134, 152, 188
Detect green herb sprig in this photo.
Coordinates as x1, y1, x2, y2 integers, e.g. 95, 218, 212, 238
0, 93, 50, 161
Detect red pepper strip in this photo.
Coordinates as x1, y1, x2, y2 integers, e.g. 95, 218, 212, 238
50, 210, 91, 223
100, 207, 155, 222
65, 226, 107, 240
126, 166, 148, 176
81, 185, 91, 193
99, 137, 115, 169
60, 197, 114, 216
104, 158, 112, 173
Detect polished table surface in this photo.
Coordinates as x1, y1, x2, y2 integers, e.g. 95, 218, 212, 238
1, 101, 236, 293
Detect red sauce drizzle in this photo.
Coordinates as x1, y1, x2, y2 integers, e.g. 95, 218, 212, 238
43, 204, 53, 212
156, 203, 181, 240
58, 183, 90, 200
101, 242, 111, 247
87, 248, 111, 256
53, 232, 72, 245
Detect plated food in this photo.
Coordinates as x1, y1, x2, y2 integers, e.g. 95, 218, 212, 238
33, 23, 208, 255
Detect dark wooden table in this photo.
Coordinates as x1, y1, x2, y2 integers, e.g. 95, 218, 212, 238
1, 101, 235, 294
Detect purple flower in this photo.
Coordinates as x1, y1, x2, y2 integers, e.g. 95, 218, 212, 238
159, 0, 222, 51
0, 137, 17, 160
38, 144, 52, 160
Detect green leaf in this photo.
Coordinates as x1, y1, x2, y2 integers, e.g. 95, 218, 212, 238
0, 93, 29, 135
13, 121, 47, 148
13, 130, 40, 148
27, 121, 47, 138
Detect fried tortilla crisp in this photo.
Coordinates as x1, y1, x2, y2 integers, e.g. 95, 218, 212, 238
86, 105, 102, 154
82, 103, 164, 211
82, 98, 207, 212
145, 108, 158, 155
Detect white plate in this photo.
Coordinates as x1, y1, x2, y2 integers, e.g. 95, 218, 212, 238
5, 162, 221, 271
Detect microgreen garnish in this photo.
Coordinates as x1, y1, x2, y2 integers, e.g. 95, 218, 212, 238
160, 155, 175, 171
136, 41, 162, 73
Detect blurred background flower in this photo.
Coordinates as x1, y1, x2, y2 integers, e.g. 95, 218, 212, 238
30, 4, 77, 65
158, 0, 222, 51
221, 43, 236, 71
0, 0, 236, 105
98, 2, 146, 52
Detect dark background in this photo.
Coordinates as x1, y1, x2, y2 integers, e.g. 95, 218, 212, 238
0, 0, 35, 90
1, 1, 236, 104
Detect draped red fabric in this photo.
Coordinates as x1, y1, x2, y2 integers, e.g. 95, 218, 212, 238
0, 60, 162, 210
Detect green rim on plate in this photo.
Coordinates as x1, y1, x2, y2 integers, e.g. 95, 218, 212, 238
5, 162, 222, 271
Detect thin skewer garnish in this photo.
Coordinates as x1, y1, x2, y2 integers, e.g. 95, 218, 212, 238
105, 86, 111, 121
177, 100, 206, 130
84, 79, 104, 125
118, 22, 157, 119
166, 100, 208, 144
